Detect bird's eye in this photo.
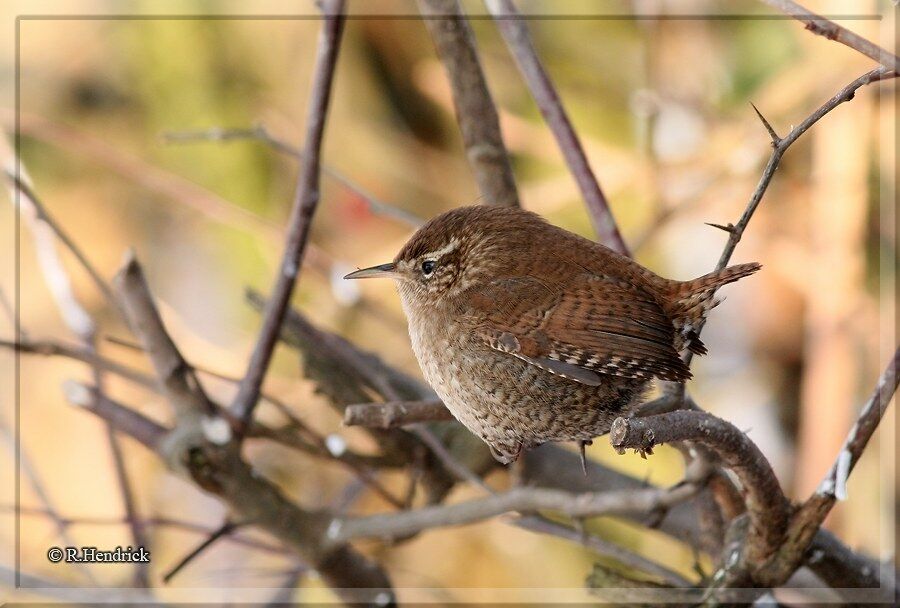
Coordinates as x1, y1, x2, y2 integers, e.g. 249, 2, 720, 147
421, 260, 436, 276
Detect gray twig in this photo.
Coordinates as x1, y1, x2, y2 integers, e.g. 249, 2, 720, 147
231, 2, 346, 433
485, 0, 629, 255
162, 125, 425, 228
762, 0, 899, 72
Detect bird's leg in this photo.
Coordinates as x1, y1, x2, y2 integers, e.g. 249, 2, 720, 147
578, 439, 593, 476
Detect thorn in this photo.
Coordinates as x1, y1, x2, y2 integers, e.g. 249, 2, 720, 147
750, 102, 781, 146
578, 439, 592, 476
704, 222, 735, 233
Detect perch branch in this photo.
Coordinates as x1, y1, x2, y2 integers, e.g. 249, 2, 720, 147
231, 1, 345, 433
343, 399, 452, 428
485, 0, 629, 255
609, 410, 790, 566
418, 0, 520, 207
762, 0, 899, 72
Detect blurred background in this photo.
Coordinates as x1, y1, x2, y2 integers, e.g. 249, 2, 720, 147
0, 0, 895, 603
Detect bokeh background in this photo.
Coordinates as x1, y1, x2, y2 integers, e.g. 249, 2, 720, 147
0, 0, 895, 603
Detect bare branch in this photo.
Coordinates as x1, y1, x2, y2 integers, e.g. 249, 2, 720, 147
343, 399, 452, 428
610, 410, 790, 566
66, 382, 395, 602
3, 169, 116, 313
762, 0, 899, 72
328, 482, 699, 544
162, 125, 425, 228
113, 253, 217, 420
163, 519, 239, 584
63, 383, 167, 450
231, 4, 345, 432
759, 348, 900, 585
681, 66, 896, 375
513, 515, 692, 587
1, 337, 156, 389
485, 0, 629, 255
418, 0, 520, 207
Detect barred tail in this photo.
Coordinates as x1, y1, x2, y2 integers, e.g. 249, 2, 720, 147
666, 262, 761, 355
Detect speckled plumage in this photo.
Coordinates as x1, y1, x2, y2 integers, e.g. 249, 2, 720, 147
348, 206, 760, 464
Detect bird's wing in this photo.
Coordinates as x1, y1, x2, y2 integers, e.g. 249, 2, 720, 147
467, 275, 691, 385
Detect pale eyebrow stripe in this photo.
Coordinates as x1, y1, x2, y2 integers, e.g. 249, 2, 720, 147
422, 238, 460, 260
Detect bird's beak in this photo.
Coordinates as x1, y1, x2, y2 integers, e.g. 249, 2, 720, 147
343, 262, 401, 280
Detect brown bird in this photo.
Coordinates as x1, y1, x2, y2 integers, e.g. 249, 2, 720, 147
345, 206, 759, 465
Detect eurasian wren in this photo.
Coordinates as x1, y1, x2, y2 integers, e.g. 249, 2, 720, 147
345, 206, 759, 464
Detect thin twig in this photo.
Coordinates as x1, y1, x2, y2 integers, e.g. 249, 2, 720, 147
418, 0, 520, 207
759, 348, 899, 585
681, 66, 896, 373
3, 170, 116, 310
231, 4, 346, 434
762, 0, 899, 72
485, 0, 629, 255
163, 520, 239, 584
10, 505, 288, 555
162, 126, 424, 227
329, 482, 699, 544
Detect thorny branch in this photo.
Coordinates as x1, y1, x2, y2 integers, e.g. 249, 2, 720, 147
418, 0, 520, 207
230, 0, 345, 434
485, 0, 629, 255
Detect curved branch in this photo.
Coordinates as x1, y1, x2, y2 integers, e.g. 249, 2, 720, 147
609, 410, 790, 566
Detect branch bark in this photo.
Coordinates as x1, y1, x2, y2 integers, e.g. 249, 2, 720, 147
328, 482, 699, 545
485, 0, 629, 254
418, 0, 520, 207
231, 0, 345, 433
343, 399, 453, 428
609, 411, 790, 568
113, 253, 217, 421
64, 383, 395, 603
762, 0, 899, 72
757, 348, 899, 587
